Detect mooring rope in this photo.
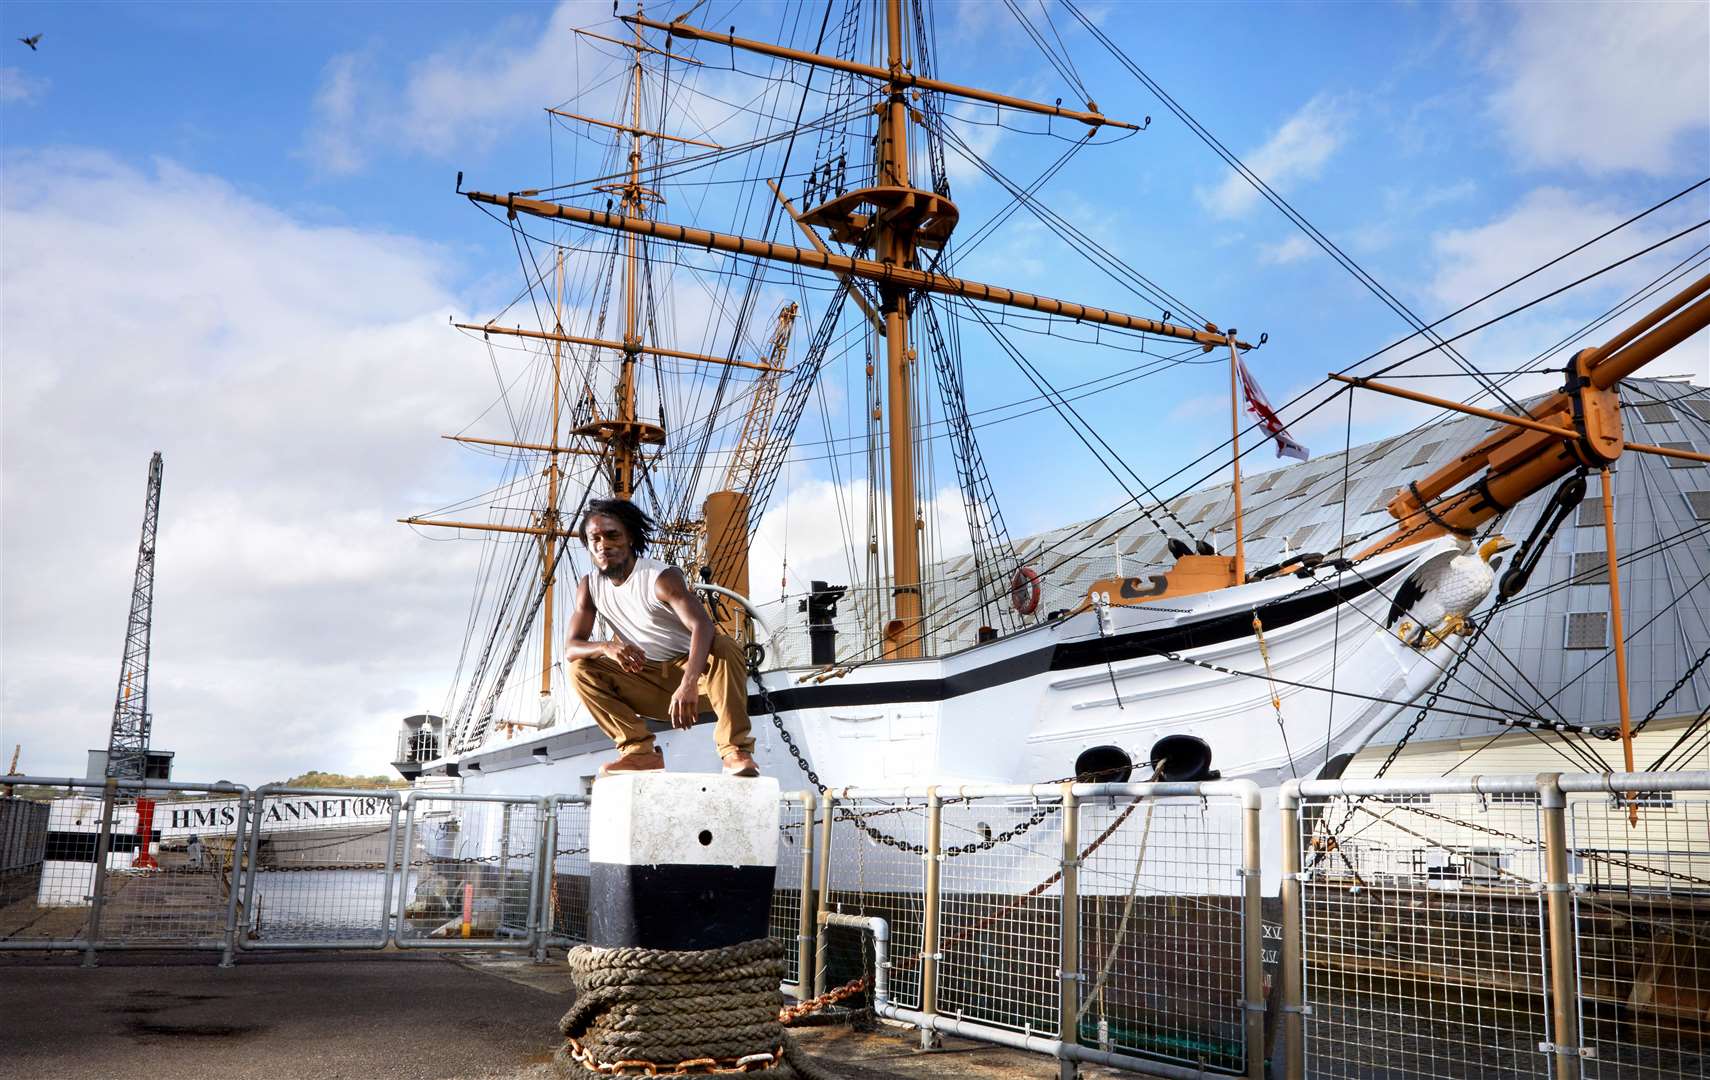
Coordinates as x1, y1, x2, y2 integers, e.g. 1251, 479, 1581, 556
555, 939, 844, 1079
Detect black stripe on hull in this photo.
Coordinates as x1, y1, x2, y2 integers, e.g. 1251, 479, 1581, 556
749, 565, 1403, 713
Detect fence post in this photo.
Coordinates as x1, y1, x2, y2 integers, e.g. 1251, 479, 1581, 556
239, 786, 271, 946
533, 798, 558, 964
1278, 781, 1305, 1080
82, 778, 120, 968
812, 790, 834, 997
377, 793, 402, 951
391, 792, 417, 948
219, 792, 251, 967
796, 791, 816, 996
1239, 783, 1264, 1080
1057, 783, 1080, 1080
919, 787, 944, 1051
1539, 773, 1582, 1080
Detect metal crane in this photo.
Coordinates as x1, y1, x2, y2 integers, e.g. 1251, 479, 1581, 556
106, 452, 162, 782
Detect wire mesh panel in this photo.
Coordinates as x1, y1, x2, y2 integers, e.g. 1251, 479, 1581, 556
241, 790, 398, 947
546, 797, 591, 947
936, 794, 1064, 1037
1078, 793, 1248, 1073
4, 793, 93, 946
84, 786, 249, 948
772, 797, 808, 987
822, 797, 928, 1009
1298, 793, 1551, 1079
1570, 790, 1710, 1080
396, 795, 542, 949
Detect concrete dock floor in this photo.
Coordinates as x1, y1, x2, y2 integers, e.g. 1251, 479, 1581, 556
0, 951, 1129, 1080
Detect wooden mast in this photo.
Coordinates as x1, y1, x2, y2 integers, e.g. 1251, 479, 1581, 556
540, 248, 566, 701
615, 9, 646, 500
463, 6, 1256, 646
1226, 334, 1247, 583
877, 0, 923, 658
457, 7, 1272, 651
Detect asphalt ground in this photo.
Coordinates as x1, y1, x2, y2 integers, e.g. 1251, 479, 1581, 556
0, 951, 1126, 1080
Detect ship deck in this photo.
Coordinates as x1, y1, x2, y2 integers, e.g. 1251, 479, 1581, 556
0, 949, 1128, 1080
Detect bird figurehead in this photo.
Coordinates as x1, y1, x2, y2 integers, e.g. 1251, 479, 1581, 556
1477, 535, 1515, 565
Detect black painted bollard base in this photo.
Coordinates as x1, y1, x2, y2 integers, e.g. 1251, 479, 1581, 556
589, 862, 773, 950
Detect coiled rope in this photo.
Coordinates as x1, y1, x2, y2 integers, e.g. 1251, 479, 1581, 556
555, 938, 844, 1078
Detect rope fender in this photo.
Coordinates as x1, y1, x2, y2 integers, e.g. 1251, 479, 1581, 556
555, 938, 844, 1079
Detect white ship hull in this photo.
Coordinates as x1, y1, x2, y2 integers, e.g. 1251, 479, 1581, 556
440, 538, 1467, 889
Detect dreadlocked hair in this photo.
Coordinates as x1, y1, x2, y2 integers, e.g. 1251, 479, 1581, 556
580, 499, 656, 557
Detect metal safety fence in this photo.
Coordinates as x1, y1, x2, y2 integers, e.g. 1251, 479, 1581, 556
394, 792, 547, 950
239, 785, 401, 949
1279, 771, 1710, 1080
813, 781, 1265, 1080
0, 777, 250, 966
8, 770, 1700, 1080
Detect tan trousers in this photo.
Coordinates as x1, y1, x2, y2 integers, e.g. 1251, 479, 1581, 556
570, 633, 754, 759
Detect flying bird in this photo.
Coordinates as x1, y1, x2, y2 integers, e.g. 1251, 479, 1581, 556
1388, 536, 1514, 648
19, 34, 42, 51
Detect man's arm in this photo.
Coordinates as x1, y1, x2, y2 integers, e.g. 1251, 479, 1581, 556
656, 568, 715, 729
564, 576, 645, 673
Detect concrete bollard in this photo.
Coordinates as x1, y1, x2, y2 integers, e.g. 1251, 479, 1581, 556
588, 773, 780, 950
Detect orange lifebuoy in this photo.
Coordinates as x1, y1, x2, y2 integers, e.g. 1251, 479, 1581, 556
1010, 566, 1041, 615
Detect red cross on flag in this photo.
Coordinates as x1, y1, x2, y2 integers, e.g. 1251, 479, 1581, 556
1237, 356, 1309, 462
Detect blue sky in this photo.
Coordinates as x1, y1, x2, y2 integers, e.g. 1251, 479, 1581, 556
3, 1, 1706, 783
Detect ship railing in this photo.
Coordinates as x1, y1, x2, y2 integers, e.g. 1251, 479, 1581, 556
1279, 770, 1710, 1080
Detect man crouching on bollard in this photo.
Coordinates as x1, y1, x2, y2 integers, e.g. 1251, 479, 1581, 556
565, 498, 760, 778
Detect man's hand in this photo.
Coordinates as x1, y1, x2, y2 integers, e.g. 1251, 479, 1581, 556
605, 639, 646, 674
669, 682, 699, 729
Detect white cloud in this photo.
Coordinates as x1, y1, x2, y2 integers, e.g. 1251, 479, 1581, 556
1258, 234, 1315, 266
1198, 95, 1351, 219
302, 0, 610, 175
0, 150, 499, 783
1485, 2, 1709, 175
746, 478, 973, 608
0, 66, 47, 105
1426, 187, 1646, 311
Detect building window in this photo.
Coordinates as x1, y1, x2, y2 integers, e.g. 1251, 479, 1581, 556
1289, 525, 1319, 551
1630, 403, 1676, 425
1564, 611, 1608, 649
1687, 490, 1710, 522
1682, 399, 1710, 424
1576, 500, 1605, 528
1367, 485, 1403, 515
1321, 488, 1348, 508
1662, 441, 1704, 469
1406, 442, 1442, 469
1571, 552, 1609, 585
1361, 439, 1397, 463
1251, 472, 1282, 495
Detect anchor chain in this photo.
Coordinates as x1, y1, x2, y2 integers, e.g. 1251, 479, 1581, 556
749, 659, 1058, 856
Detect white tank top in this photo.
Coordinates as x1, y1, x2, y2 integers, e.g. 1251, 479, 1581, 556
587, 558, 694, 661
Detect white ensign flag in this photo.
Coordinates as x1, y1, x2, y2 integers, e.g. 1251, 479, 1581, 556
1237, 357, 1309, 462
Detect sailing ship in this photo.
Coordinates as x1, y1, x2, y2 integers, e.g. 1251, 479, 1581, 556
396, 2, 1709, 849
